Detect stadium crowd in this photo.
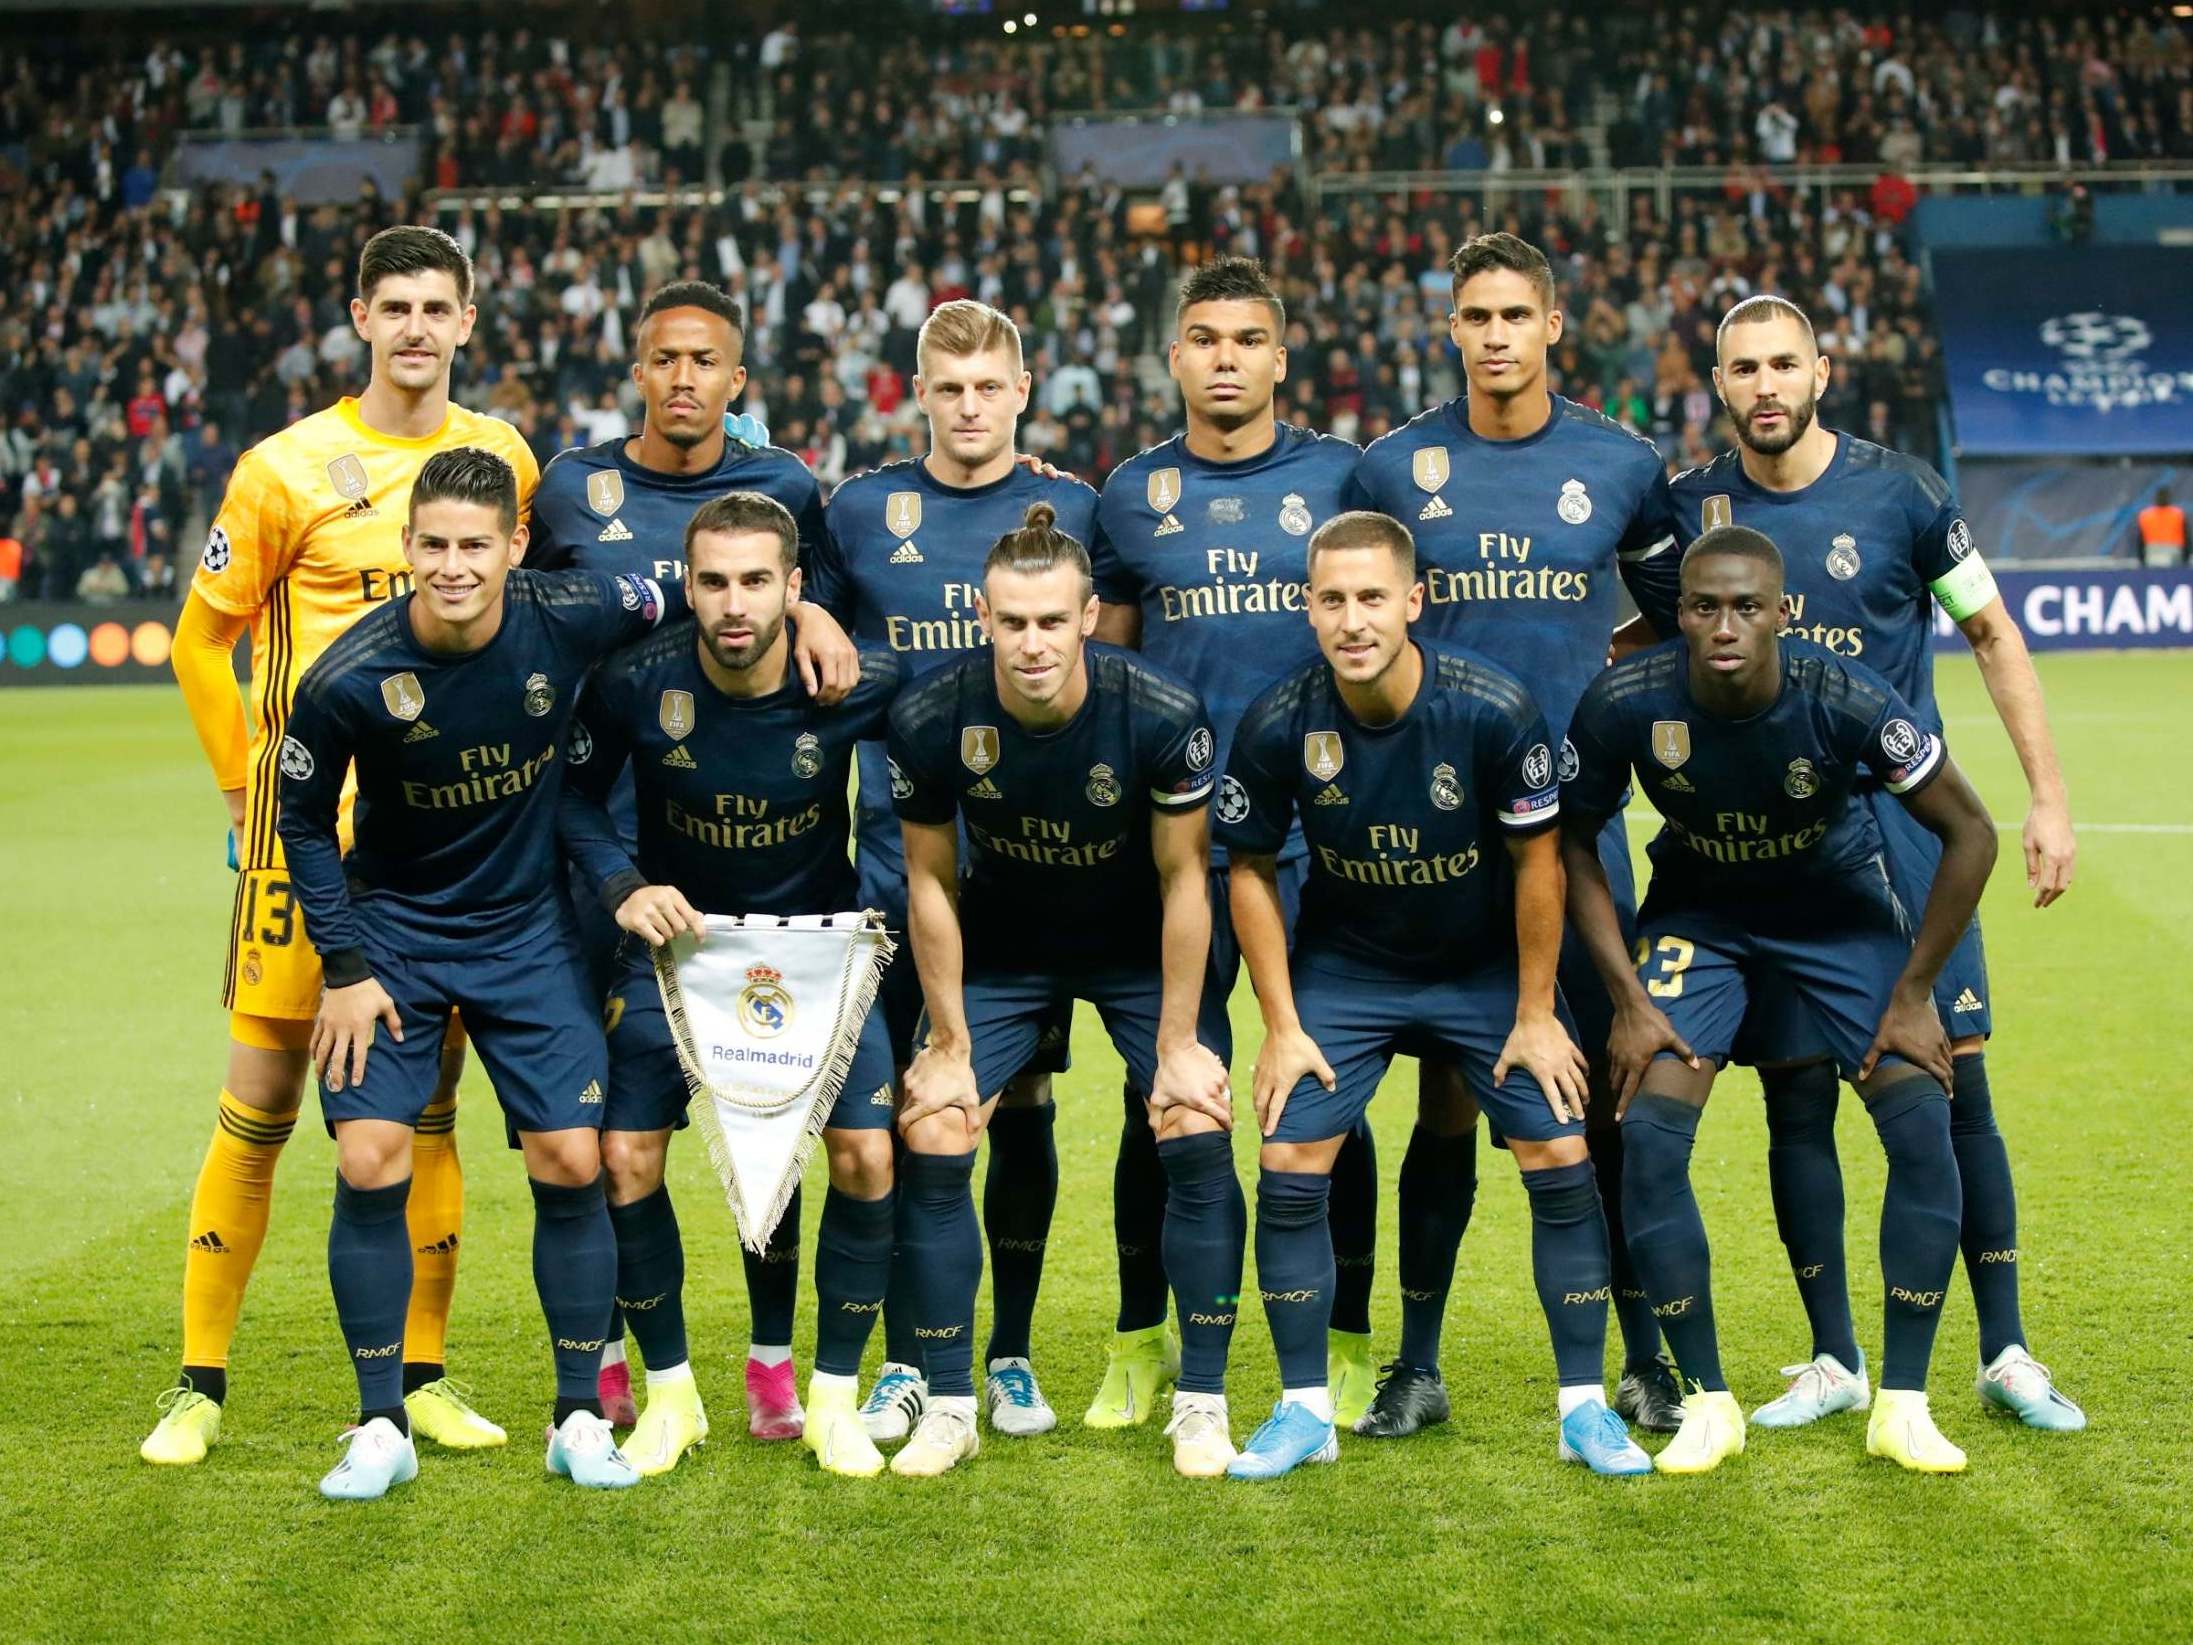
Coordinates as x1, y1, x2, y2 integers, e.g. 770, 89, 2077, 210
1, 4, 2187, 600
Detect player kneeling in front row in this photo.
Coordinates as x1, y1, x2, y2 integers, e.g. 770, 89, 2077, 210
1221, 511, 1651, 1480
887, 503, 1238, 1478
279, 448, 679, 1498
559, 492, 905, 1477
1560, 524, 1997, 1475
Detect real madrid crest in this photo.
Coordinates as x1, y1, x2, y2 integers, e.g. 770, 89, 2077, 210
792, 731, 823, 779
1651, 720, 1691, 770
523, 672, 555, 717
587, 469, 626, 517
1826, 533, 1861, 580
1148, 467, 1182, 515
737, 963, 794, 1038
659, 689, 695, 740
1278, 492, 1313, 536
961, 726, 999, 775
1303, 731, 1344, 782
1783, 758, 1820, 799
887, 490, 922, 538
1429, 762, 1462, 811
1702, 494, 1733, 533
1412, 447, 1450, 493
327, 453, 369, 501
381, 672, 425, 722
1086, 763, 1121, 806
1557, 478, 1592, 525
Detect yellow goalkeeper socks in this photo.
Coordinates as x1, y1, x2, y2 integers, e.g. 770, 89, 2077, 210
403, 1095, 464, 1381
180, 1089, 299, 1397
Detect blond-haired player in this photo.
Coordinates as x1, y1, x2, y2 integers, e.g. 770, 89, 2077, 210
143, 225, 537, 1464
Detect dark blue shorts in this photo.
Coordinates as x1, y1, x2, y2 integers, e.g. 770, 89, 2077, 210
933, 961, 1234, 1104
1869, 787, 1992, 1039
320, 905, 606, 1136
601, 940, 896, 1135
1275, 954, 1584, 1146
857, 799, 1072, 1076
1209, 853, 1306, 998
1635, 879, 1912, 1081
1558, 811, 1639, 1059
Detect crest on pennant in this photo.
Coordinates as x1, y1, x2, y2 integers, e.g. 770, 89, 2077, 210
1701, 494, 1733, 533
327, 454, 369, 501
1148, 467, 1182, 514
660, 689, 695, 740
587, 470, 626, 517
1303, 731, 1344, 782
887, 491, 922, 538
961, 726, 999, 775
380, 672, 424, 722
736, 964, 794, 1038
1413, 447, 1450, 494
1651, 720, 1692, 770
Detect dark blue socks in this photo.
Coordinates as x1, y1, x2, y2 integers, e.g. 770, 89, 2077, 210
1396, 1125, 1476, 1371
607, 1185, 687, 1371
1158, 1132, 1245, 1395
983, 1103, 1058, 1363
814, 1186, 895, 1377
1114, 1083, 1172, 1332
1255, 1168, 1334, 1390
898, 1150, 981, 1397
1949, 1053, 2024, 1362
1523, 1160, 1614, 1387
1868, 1077, 1962, 1392
1621, 1095, 1723, 1392
530, 1172, 618, 1409
1762, 1060, 1860, 1368
1327, 1122, 1377, 1336
1587, 1120, 1665, 1374
741, 1182, 800, 1346
330, 1174, 413, 1428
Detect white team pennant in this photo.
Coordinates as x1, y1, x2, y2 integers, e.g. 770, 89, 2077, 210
655, 911, 897, 1252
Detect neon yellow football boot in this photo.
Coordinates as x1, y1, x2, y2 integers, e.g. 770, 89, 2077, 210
1327, 1330, 1378, 1431
404, 1377, 508, 1450
1082, 1324, 1180, 1428
140, 1383, 222, 1466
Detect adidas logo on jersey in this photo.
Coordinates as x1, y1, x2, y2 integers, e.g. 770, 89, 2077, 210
403, 720, 439, 743
890, 540, 924, 564
1312, 783, 1349, 806
1155, 514, 1183, 537
1418, 496, 1452, 521
598, 518, 634, 542
1953, 988, 1985, 1013
190, 1230, 230, 1254
1660, 771, 1696, 793
966, 776, 1003, 799
342, 498, 378, 519
662, 745, 697, 769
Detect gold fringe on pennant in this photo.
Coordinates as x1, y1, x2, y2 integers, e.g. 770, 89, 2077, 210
655, 911, 897, 1253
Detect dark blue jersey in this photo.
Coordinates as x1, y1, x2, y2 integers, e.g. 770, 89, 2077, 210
1347, 395, 1682, 743
526, 435, 825, 587
277, 569, 671, 983
1563, 637, 1946, 916
807, 457, 1100, 849
886, 643, 1215, 970
560, 627, 900, 920
1090, 425, 1361, 808
1668, 434, 1990, 735
1217, 639, 1559, 977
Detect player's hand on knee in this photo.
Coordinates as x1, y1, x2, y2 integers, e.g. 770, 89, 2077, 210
1607, 1002, 1695, 1118
790, 602, 859, 705
2023, 799, 2076, 908
1860, 982, 1952, 1090
313, 978, 402, 1094
1251, 1025, 1333, 1138
614, 883, 707, 947
899, 1044, 982, 1131
1495, 1011, 1591, 1125
1152, 1042, 1234, 1131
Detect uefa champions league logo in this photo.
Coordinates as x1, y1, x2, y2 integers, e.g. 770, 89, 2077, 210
1982, 309, 2188, 415
2037, 312, 2151, 363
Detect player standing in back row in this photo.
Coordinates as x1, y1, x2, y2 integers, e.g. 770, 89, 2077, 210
1670, 295, 2084, 1432
1345, 233, 1686, 1435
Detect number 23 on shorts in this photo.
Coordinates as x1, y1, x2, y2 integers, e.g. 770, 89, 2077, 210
1632, 934, 1694, 999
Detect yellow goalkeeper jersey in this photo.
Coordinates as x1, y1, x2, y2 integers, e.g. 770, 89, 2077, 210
190, 396, 540, 871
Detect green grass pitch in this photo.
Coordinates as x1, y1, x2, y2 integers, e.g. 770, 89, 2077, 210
2, 651, 2189, 1643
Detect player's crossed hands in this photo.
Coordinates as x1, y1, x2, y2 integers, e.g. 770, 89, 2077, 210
615, 883, 708, 947
1151, 1042, 1234, 1131
1252, 1023, 1334, 1138
312, 977, 403, 1094
899, 1043, 986, 1139
1495, 1011, 1592, 1125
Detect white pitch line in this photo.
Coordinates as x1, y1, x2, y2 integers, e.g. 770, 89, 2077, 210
1620, 815, 2193, 835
